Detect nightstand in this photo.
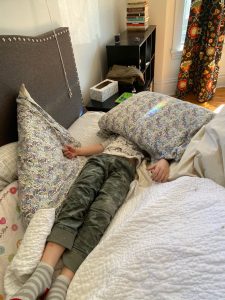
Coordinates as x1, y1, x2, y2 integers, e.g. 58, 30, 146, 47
106, 26, 156, 92
86, 92, 120, 112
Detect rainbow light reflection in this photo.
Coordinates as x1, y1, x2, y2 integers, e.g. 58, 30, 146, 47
144, 99, 169, 117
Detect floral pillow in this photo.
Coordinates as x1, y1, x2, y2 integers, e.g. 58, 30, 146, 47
17, 85, 85, 226
98, 91, 214, 162
0, 181, 24, 299
0, 142, 18, 192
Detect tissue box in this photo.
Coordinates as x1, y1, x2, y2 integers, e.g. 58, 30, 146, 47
90, 79, 118, 102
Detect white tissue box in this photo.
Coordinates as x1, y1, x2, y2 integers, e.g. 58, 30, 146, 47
90, 79, 118, 102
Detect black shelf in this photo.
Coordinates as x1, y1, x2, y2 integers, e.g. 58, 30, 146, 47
106, 25, 156, 92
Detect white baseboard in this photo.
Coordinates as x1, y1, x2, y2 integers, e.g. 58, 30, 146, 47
154, 73, 225, 96
154, 78, 177, 96
217, 72, 225, 88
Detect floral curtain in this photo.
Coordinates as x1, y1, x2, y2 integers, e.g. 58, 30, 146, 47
176, 0, 225, 102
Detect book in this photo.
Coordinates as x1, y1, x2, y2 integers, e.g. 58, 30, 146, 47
127, 17, 149, 23
127, 6, 148, 12
127, 2, 147, 5
127, 17, 146, 21
127, 27, 148, 31
127, 0, 147, 2
127, 2, 148, 5
127, 24, 149, 31
127, 0, 147, 4
127, 1, 147, 4
127, 21, 148, 26
127, 7, 149, 14
127, 22, 148, 25
115, 92, 133, 104
127, 13, 145, 16
127, 3, 148, 7
127, 13, 149, 18
127, 0, 149, 31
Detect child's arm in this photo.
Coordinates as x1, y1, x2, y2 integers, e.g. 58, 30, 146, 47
147, 158, 170, 182
63, 143, 104, 159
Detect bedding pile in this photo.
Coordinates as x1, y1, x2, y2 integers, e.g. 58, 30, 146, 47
98, 91, 214, 162
169, 106, 225, 187
4, 176, 225, 299
2, 90, 225, 299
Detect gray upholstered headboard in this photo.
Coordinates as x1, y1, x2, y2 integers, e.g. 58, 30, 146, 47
0, 27, 83, 146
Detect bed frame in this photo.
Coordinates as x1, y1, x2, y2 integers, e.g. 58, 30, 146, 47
0, 27, 83, 147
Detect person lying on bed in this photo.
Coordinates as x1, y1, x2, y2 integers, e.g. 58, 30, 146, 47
10, 136, 170, 300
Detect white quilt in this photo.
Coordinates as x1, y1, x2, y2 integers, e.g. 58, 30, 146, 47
5, 176, 225, 300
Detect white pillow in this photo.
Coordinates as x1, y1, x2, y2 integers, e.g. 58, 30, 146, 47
68, 111, 107, 146
0, 143, 18, 192
0, 181, 25, 299
4, 208, 55, 296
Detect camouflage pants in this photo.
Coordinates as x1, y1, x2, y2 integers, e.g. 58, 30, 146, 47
47, 154, 136, 273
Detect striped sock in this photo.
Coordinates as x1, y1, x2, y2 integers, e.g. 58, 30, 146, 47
46, 274, 70, 300
10, 262, 54, 300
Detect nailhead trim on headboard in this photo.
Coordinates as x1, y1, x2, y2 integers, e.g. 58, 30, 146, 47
0, 27, 83, 146
1, 29, 69, 43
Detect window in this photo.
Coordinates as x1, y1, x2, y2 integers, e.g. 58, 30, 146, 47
171, 0, 192, 59
181, 0, 192, 45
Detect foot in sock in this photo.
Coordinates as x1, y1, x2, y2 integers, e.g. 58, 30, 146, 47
46, 274, 70, 300
10, 261, 54, 300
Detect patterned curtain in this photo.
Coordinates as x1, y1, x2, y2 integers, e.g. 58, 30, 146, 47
176, 0, 225, 102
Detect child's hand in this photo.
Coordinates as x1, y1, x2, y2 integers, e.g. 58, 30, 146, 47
62, 144, 80, 159
147, 159, 169, 182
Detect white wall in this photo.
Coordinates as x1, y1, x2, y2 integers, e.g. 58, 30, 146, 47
0, 0, 60, 35
58, 0, 127, 103
0, 0, 126, 104
0, 0, 224, 101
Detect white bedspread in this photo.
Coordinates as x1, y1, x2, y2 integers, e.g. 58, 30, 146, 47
5, 176, 225, 300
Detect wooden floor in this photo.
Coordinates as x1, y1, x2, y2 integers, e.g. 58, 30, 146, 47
183, 87, 225, 111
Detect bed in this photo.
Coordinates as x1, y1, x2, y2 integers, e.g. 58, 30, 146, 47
1, 27, 225, 300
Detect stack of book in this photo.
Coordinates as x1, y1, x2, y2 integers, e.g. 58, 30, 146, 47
127, 0, 149, 31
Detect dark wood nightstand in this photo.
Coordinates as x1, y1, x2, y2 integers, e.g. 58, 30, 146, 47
106, 26, 156, 92
86, 92, 120, 112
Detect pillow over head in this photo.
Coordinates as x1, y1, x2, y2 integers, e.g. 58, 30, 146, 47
0, 142, 18, 192
98, 91, 214, 162
17, 84, 85, 226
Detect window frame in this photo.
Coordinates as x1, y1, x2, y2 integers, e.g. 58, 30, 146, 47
171, 0, 191, 60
